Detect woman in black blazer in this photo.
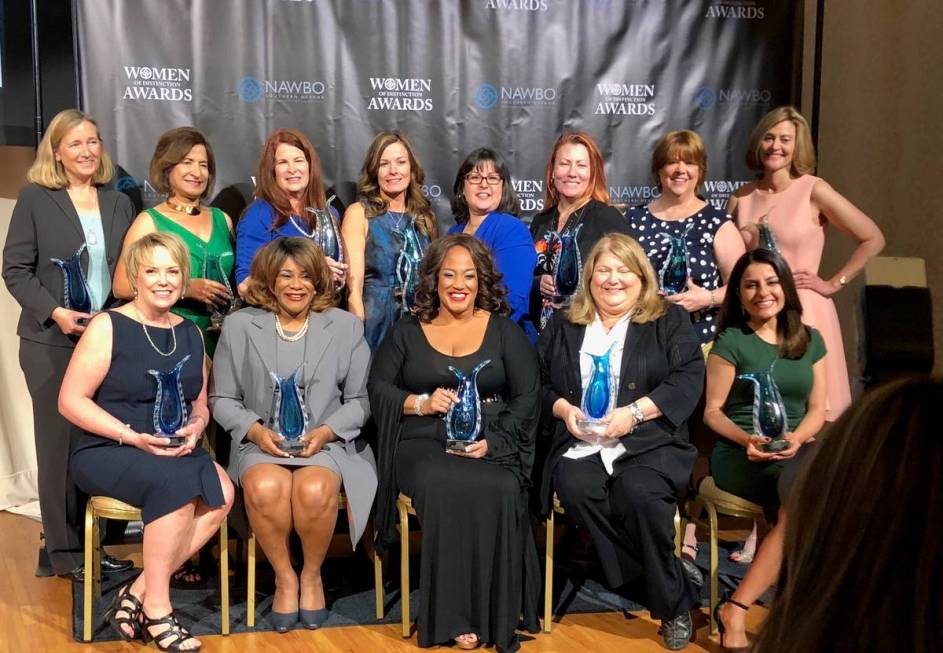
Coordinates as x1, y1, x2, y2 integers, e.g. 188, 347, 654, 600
536, 233, 704, 651
2, 109, 134, 577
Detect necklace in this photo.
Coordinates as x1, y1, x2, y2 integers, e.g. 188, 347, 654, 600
289, 215, 316, 238
556, 203, 587, 233
275, 313, 310, 342
134, 305, 177, 356
168, 199, 201, 216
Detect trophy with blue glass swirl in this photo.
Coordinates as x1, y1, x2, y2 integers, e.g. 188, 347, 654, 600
577, 344, 616, 438
149, 354, 191, 448
305, 203, 345, 263
203, 251, 237, 330
50, 243, 93, 314
270, 367, 309, 454
658, 222, 695, 295
446, 360, 491, 452
394, 220, 425, 314
553, 223, 583, 302
737, 360, 790, 452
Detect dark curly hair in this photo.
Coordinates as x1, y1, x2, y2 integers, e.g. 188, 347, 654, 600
412, 233, 509, 323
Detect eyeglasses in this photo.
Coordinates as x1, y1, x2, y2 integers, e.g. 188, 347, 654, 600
464, 173, 503, 186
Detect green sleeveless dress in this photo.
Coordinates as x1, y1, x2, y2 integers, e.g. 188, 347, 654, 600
147, 207, 234, 357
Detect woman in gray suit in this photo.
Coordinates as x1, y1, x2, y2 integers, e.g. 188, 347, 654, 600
209, 237, 376, 632
2, 108, 134, 578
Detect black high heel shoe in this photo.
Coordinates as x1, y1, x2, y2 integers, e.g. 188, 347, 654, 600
107, 574, 143, 641
714, 598, 751, 653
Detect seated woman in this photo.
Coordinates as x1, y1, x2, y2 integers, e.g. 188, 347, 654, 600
368, 233, 540, 652
210, 237, 375, 632
704, 248, 826, 651
59, 232, 234, 651
537, 233, 704, 651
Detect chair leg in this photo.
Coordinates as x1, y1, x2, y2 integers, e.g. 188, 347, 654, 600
543, 510, 554, 633
673, 507, 683, 558
92, 515, 102, 601
219, 519, 229, 635
707, 501, 720, 636
83, 504, 95, 642
247, 530, 256, 629
373, 550, 384, 620
399, 501, 410, 638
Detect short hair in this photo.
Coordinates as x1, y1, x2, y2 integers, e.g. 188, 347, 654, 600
543, 131, 610, 209
717, 249, 809, 358
651, 129, 707, 193
123, 232, 191, 298
745, 106, 817, 177
567, 233, 666, 325
412, 233, 509, 323
753, 375, 943, 653
27, 109, 114, 189
148, 127, 216, 199
357, 131, 437, 237
244, 237, 337, 314
253, 128, 327, 231
450, 147, 520, 224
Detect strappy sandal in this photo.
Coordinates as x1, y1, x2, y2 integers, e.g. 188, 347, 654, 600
142, 611, 201, 651
107, 576, 143, 641
454, 633, 481, 650
714, 598, 751, 653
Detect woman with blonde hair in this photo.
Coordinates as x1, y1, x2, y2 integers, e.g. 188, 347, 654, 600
2, 108, 134, 578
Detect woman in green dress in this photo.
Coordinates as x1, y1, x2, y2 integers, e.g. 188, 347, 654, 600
114, 127, 235, 358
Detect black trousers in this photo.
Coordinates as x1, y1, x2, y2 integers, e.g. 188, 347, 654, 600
19, 339, 85, 575
553, 445, 698, 621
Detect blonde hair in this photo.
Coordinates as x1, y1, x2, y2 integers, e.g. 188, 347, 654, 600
123, 232, 191, 298
651, 129, 707, 192
746, 106, 817, 177
567, 233, 666, 325
27, 109, 114, 189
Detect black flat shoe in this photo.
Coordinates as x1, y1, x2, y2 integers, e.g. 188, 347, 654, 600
102, 554, 134, 573
660, 610, 694, 650
680, 556, 704, 589
714, 598, 751, 653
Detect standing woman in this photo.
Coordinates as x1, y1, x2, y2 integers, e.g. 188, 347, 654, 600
530, 131, 629, 333
628, 129, 745, 349
342, 131, 437, 351
448, 147, 536, 335
2, 108, 134, 578
113, 127, 234, 358
235, 128, 346, 294
728, 106, 884, 421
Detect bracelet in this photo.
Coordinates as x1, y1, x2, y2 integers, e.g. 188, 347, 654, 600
118, 423, 130, 446
627, 402, 645, 432
708, 289, 717, 309
413, 393, 429, 416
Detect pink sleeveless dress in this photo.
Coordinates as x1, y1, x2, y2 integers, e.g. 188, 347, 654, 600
735, 174, 851, 421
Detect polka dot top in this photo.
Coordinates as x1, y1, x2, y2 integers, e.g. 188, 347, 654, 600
626, 203, 731, 345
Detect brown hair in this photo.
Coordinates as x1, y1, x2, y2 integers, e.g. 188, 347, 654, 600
252, 128, 328, 231
27, 109, 114, 189
356, 131, 437, 237
753, 375, 943, 653
244, 237, 337, 314
412, 233, 509, 323
746, 106, 817, 177
148, 127, 216, 200
651, 129, 707, 193
567, 233, 666, 325
124, 231, 191, 298
543, 131, 610, 209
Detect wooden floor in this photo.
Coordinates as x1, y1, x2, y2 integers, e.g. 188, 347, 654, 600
0, 511, 767, 652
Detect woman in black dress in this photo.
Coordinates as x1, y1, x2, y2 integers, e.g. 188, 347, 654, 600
368, 233, 540, 651
59, 232, 234, 651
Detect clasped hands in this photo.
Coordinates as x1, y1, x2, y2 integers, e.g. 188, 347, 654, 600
660, 277, 714, 312
126, 417, 205, 456
744, 432, 801, 462
419, 387, 489, 459
560, 401, 636, 442
249, 423, 336, 458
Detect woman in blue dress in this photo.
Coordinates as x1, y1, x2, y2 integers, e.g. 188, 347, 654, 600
342, 131, 437, 351
448, 148, 537, 339
235, 128, 346, 295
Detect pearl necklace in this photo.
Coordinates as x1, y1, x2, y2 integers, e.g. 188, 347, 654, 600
274, 314, 310, 342
135, 306, 177, 356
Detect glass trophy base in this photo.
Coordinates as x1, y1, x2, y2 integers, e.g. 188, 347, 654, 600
159, 434, 187, 449
576, 419, 608, 437
762, 438, 790, 453
446, 439, 474, 453
278, 438, 307, 454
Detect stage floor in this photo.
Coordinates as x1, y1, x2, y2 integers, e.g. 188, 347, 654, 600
0, 511, 766, 652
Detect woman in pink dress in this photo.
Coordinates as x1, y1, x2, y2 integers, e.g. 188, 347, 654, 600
728, 106, 884, 423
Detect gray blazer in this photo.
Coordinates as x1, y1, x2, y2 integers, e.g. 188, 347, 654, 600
209, 306, 376, 546
2, 184, 134, 347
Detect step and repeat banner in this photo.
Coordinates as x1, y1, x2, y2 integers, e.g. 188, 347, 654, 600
76, 0, 796, 226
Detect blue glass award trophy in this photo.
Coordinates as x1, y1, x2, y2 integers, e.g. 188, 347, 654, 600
270, 367, 309, 454
149, 354, 192, 448
445, 359, 492, 452
577, 343, 616, 437
755, 213, 780, 253
203, 251, 236, 330
553, 223, 583, 302
305, 204, 345, 263
50, 244, 93, 314
658, 222, 695, 295
394, 220, 425, 314
737, 360, 790, 452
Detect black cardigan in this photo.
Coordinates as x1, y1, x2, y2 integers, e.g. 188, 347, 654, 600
535, 303, 705, 514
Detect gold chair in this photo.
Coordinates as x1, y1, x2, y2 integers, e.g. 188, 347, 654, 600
246, 491, 384, 628
691, 476, 764, 634
82, 496, 230, 641
543, 494, 683, 633
395, 492, 417, 638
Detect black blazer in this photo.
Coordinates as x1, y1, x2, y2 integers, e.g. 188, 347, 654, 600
535, 303, 705, 513
2, 183, 134, 347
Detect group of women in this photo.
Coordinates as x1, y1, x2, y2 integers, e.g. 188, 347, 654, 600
2, 104, 886, 652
